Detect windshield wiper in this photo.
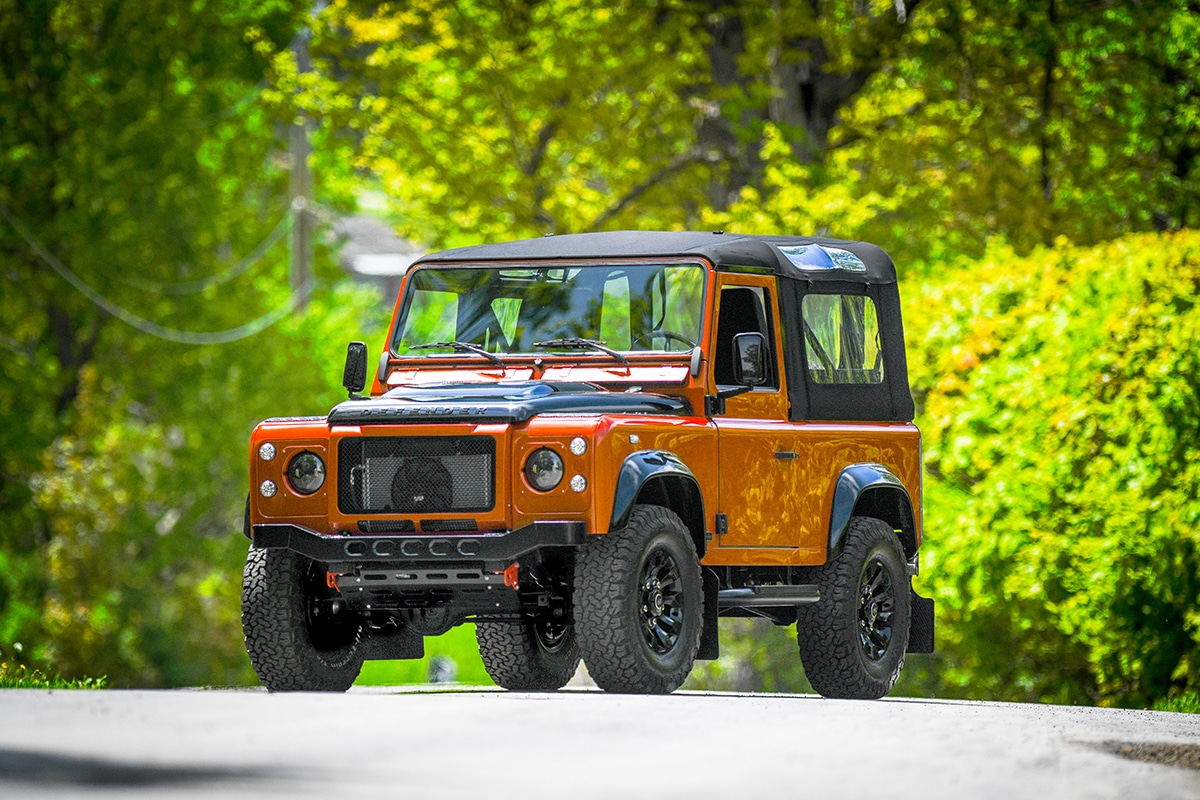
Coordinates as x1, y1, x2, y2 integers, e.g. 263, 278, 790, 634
533, 337, 630, 367
411, 341, 505, 367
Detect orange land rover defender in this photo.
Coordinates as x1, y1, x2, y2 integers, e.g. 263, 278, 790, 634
242, 231, 934, 697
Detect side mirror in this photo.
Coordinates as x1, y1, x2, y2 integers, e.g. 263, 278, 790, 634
732, 332, 767, 387
342, 341, 368, 398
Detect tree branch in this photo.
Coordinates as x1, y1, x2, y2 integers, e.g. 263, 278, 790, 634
587, 150, 715, 231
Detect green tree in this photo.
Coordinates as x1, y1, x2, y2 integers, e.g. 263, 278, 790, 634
0, 0, 388, 685
284, 0, 928, 246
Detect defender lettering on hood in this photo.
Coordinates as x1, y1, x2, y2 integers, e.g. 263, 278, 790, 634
328, 381, 689, 425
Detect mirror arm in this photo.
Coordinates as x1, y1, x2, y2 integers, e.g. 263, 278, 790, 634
704, 385, 753, 417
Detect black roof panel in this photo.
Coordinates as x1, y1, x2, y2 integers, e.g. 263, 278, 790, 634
413, 230, 897, 284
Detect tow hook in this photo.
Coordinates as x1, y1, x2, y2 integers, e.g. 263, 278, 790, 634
502, 562, 520, 591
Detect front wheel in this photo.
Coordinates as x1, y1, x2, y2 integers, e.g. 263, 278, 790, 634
242, 547, 364, 692
574, 505, 703, 694
796, 517, 911, 699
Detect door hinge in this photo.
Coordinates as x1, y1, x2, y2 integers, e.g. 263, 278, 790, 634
715, 513, 729, 536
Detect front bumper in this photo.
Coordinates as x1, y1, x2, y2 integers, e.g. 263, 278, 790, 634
251, 520, 586, 569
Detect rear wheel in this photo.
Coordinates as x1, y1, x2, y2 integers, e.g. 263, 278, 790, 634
574, 505, 703, 694
796, 517, 910, 699
242, 547, 363, 692
476, 617, 580, 691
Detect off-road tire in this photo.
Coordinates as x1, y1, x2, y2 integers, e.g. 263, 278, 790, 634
242, 547, 363, 692
574, 505, 703, 694
796, 517, 911, 699
476, 620, 580, 691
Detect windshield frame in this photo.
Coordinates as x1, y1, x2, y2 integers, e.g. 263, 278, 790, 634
387, 258, 712, 360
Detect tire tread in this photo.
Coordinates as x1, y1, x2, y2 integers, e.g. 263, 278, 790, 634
242, 547, 363, 692
795, 517, 910, 700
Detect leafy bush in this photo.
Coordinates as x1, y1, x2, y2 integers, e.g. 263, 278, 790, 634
902, 231, 1200, 707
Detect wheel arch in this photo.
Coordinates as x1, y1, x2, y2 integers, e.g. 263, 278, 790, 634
828, 463, 917, 562
610, 450, 706, 559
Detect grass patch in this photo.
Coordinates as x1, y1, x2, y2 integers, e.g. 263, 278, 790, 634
355, 623, 494, 687
1153, 694, 1200, 714
0, 662, 107, 689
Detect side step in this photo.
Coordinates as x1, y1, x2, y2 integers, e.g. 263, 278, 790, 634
717, 585, 821, 608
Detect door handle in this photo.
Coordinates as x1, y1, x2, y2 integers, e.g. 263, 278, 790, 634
774, 451, 799, 460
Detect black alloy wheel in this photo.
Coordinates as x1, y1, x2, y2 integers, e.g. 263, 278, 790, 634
534, 617, 571, 653
857, 555, 896, 661
639, 548, 684, 655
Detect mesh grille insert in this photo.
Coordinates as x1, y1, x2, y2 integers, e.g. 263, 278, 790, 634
339, 436, 495, 514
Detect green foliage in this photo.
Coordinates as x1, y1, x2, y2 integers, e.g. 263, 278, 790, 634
904, 231, 1200, 707
685, 621, 813, 694
0, 660, 106, 690
701, 1, 1200, 265
1153, 693, 1200, 715
298, 0, 712, 246
0, 0, 391, 687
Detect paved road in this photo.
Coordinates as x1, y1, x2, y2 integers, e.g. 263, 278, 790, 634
2, 687, 1199, 799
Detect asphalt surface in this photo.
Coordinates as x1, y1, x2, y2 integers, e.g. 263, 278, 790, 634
2, 686, 1199, 799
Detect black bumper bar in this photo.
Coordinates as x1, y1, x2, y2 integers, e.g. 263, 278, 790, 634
251, 521, 587, 566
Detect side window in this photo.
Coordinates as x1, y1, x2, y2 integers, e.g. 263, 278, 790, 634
714, 284, 778, 389
802, 294, 884, 384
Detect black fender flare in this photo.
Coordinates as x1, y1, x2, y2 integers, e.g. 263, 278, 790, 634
828, 463, 917, 562
610, 450, 706, 558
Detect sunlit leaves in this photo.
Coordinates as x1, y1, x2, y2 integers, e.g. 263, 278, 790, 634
905, 231, 1200, 706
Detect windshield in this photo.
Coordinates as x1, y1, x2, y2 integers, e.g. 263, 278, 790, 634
392, 263, 706, 356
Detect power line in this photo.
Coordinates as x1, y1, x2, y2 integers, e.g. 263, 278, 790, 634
0, 201, 303, 345
130, 210, 292, 295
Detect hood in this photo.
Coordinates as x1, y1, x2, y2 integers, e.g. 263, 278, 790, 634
327, 381, 689, 426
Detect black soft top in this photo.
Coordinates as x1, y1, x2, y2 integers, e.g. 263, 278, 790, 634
414, 231, 897, 285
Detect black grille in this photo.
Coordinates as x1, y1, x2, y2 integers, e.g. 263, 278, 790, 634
357, 520, 416, 533
420, 519, 479, 533
338, 436, 495, 515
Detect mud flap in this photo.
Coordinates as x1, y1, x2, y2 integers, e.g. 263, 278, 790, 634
907, 588, 935, 654
697, 569, 720, 660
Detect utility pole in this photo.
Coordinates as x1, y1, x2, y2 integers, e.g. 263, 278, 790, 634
290, 119, 312, 310
289, 3, 323, 310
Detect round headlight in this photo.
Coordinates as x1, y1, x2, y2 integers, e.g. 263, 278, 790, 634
525, 448, 564, 492
287, 451, 326, 495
